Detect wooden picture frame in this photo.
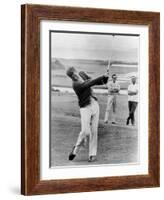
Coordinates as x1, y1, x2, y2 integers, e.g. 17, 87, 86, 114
21, 4, 160, 195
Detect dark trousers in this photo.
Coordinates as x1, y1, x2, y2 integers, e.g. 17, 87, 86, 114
127, 101, 138, 125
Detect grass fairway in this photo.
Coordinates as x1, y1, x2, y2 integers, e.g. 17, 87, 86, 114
50, 91, 138, 167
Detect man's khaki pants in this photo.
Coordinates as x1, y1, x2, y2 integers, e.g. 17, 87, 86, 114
104, 95, 117, 123
73, 98, 99, 157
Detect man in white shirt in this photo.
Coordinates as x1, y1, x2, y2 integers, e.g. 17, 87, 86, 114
126, 76, 138, 126
104, 74, 120, 124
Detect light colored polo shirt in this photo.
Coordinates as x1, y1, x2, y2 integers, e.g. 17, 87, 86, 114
107, 82, 120, 95
128, 83, 138, 102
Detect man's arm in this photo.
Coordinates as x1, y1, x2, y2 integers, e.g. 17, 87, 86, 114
128, 84, 138, 96
108, 83, 120, 94
79, 71, 91, 81
77, 75, 108, 90
128, 90, 138, 95
111, 89, 120, 93
112, 84, 120, 93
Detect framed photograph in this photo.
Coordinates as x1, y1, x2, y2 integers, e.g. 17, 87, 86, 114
21, 4, 160, 195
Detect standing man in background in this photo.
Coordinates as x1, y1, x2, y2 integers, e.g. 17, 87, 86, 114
104, 74, 120, 124
126, 76, 138, 126
66, 67, 108, 162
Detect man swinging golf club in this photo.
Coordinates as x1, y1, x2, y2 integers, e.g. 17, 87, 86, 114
66, 67, 108, 162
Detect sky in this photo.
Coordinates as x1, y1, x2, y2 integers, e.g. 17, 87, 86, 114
51, 32, 139, 61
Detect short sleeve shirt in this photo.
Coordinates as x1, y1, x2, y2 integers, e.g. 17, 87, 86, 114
128, 84, 138, 102
107, 82, 120, 95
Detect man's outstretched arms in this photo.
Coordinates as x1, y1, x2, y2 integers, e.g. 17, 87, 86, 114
76, 74, 108, 90
79, 71, 91, 81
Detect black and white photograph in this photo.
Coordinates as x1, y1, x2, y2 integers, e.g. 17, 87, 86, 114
50, 30, 139, 168
20, 4, 160, 195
